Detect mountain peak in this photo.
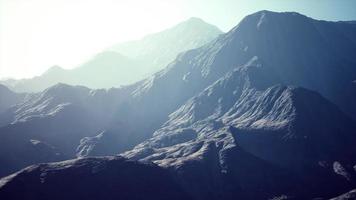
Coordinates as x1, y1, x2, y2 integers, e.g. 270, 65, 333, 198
92, 51, 125, 60
250, 10, 308, 19
184, 17, 205, 24
42, 65, 65, 76
43, 83, 89, 96
180, 17, 221, 31
231, 10, 310, 33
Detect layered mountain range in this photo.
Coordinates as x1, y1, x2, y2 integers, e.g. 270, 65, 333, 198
0, 18, 222, 92
0, 10, 356, 199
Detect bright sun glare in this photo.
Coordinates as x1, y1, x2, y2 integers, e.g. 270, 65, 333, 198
0, 0, 190, 79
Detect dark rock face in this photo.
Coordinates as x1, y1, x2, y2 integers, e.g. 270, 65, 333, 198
0, 156, 191, 200
0, 137, 65, 179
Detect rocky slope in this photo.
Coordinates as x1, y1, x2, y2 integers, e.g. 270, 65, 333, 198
123, 69, 356, 199
0, 83, 136, 177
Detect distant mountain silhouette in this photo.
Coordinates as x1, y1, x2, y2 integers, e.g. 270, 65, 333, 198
109, 17, 223, 74
1, 18, 222, 92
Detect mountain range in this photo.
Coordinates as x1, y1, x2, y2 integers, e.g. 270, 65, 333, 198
0, 10, 356, 200
0, 18, 221, 92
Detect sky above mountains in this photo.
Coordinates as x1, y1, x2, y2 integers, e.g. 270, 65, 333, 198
1, 0, 356, 79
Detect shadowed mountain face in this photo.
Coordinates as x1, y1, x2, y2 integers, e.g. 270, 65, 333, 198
0, 10, 356, 199
0, 157, 191, 200
0, 85, 25, 114
0, 83, 137, 177
1, 18, 222, 93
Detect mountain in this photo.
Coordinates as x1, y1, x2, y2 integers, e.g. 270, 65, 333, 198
109, 17, 223, 74
0, 66, 68, 93
1, 18, 222, 92
123, 74, 356, 199
0, 156, 191, 200
0, 82, 137, 177
1, 53, 140, 92
83, 10, 356, 198
0, 10, 356, 199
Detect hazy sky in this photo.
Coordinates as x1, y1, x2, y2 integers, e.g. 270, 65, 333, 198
1, 0, 356, 79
